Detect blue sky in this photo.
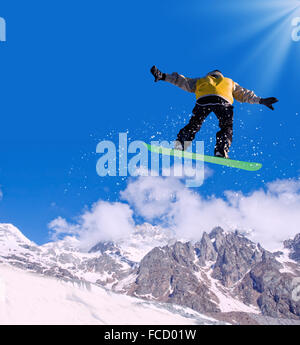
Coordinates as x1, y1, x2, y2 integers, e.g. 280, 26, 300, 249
0, 0, 300, 244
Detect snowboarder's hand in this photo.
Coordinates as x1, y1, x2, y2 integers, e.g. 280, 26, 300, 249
150, 65, 166, 82
259, 97, 279, 111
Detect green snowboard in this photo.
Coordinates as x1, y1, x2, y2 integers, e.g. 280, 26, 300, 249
144, 143, 262, 172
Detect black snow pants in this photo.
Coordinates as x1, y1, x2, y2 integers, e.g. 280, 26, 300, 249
176, 99, 234, 155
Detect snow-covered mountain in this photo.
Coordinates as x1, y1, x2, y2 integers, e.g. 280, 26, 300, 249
0, 223, 300, 325
0, 223, 174, 287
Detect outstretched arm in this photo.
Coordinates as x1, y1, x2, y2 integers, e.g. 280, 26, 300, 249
164, 72, 198, 93
233, 83, 261, 104
233, 82, 278, 110
150, 65, 198, 93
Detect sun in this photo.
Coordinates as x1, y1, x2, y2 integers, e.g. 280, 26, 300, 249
224, 0, 300, 91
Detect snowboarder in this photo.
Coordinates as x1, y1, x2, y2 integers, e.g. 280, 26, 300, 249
150, 66, 278, 159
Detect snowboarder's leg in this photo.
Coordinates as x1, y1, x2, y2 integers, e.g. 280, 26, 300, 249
176, 105, 211, 150
214, 105, 234, 158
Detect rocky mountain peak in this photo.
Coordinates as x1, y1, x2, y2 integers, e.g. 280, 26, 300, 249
284, 233, 300, 262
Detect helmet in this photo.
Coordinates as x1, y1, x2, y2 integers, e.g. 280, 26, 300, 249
206, 70, 223, 78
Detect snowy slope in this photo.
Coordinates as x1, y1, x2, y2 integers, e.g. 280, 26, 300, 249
0, 264, 219, 325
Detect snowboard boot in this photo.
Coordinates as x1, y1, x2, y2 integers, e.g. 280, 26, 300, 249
174, 140, 192, 151
214, 147, 229, 159
174, 140, 184, 151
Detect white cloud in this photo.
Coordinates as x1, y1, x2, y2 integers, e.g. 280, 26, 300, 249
49, 175, 300, 251
267, 178, 300, 195
120, 176, 182, 221
48, 217, 79, 239
121, 175, 300, 250
49, 201, 135, 250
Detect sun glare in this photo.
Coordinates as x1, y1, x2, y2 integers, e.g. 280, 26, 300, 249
221, 0, 300, 91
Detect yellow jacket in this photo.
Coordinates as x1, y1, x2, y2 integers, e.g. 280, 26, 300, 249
195, 75, 234, 104
164, 71, 260, 105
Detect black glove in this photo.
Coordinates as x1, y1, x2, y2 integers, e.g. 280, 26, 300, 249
150, 65, 166, 82
259, 97, 279, 111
